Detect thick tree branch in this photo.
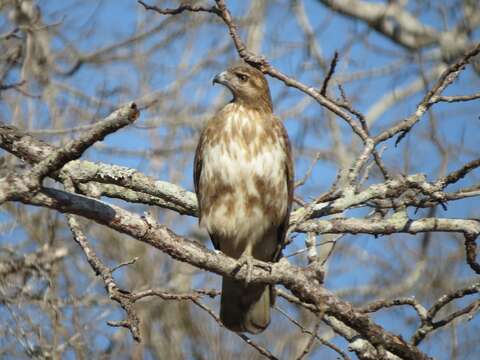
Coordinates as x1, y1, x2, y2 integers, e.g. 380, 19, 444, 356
0, 121, 196, 216
17, 186, 431, 360
0, 103, 139, 204
2, 122, 478, 241
297, 217, 480, 238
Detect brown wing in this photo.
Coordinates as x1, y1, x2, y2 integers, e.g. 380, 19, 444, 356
194, 114, 221, 197
193, 121, 221, 250
193, 126, 207, 223
273, 117, 294, 261
193, 130, 203, 200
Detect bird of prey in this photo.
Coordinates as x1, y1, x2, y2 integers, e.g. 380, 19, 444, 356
194, 64, 293, 334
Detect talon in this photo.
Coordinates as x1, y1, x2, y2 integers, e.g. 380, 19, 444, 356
234, 255, 254, 286
258, 261, 272, 272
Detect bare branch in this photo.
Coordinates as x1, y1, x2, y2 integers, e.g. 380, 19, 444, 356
65, 210, 142, 342
359, 297, 428, 322
320, 51, 339, 95
17, 186, 431, 360
137, 0, 220, 16
0, 103, 139, 204
191, 299, 279, 359
374, 42, 480, 146
297, 217, 480, 238
433, 92, 480, 103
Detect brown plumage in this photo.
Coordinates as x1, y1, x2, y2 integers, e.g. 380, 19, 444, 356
194, 64, 293, 334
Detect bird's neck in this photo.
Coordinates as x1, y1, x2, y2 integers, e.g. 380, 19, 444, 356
231, 94, 273, 114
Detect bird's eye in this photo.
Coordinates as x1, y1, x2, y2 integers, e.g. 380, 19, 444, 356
236, 73, 248, 82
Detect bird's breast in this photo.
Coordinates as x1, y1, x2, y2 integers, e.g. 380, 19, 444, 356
198, 106, 288, 257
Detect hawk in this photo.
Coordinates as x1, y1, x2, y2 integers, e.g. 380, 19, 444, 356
194, 64, 293, 334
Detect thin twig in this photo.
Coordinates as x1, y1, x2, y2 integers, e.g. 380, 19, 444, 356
190, 299, 279, 360
320, 51, 339, 95
275, 306, 350, 360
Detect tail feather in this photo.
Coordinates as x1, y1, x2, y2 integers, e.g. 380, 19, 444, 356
220, 276, 270, 334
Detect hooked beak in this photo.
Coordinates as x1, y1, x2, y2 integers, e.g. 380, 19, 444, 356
212, 71, 228, 86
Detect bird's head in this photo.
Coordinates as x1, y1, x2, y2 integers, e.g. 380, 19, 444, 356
213, 64, 273, 113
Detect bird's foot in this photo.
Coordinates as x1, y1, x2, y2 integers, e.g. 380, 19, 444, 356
233, 255, 254, 287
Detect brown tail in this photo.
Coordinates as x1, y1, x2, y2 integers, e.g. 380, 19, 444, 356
220, 276, 271, 334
